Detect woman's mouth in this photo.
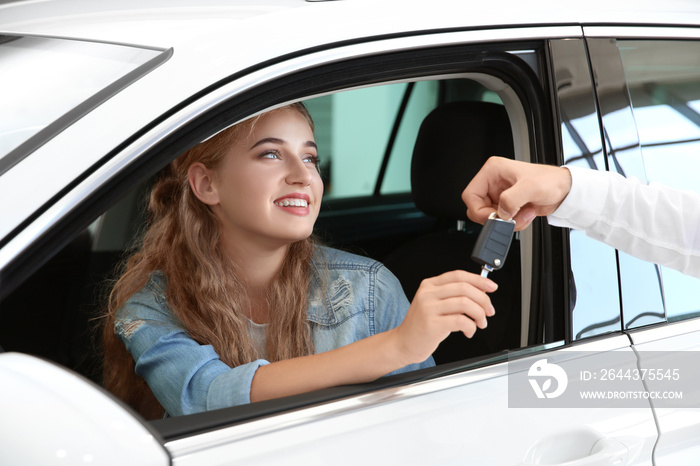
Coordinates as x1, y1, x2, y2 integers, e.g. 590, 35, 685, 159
273, 194, 312, 216
274, 198, 309, 207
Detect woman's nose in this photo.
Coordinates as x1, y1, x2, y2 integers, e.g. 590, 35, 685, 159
285, 157, 313, 186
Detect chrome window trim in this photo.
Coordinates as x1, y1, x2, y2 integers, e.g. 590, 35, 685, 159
0, 25, 581, 271
584, 25, 700, 40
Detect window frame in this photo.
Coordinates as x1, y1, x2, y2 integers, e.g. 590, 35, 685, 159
148, 42, 560, 438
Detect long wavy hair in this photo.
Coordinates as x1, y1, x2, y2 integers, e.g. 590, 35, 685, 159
102, 103, 317, 419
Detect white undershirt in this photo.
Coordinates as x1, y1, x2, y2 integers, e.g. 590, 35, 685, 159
246, 319, 268, 359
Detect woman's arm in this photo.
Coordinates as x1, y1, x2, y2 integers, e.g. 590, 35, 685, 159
120, 271, 495, 411
250, 270, 496, 402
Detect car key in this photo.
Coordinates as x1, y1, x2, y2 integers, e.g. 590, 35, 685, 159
471, 212, 516, 277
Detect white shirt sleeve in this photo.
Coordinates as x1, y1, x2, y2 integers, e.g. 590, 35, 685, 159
548, 165, 700, 279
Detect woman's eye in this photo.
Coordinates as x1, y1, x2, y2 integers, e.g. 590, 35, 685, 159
260, 150, 280, 159
303, 154, 319, 165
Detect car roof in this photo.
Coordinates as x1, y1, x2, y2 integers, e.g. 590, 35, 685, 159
2, 0, 700, 265
1, 0, 700, 51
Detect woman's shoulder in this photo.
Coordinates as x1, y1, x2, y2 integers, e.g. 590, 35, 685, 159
312, 245, 383, 272
307, 246, 409, 330
311, 245, 403, 293
117, 271, 172, 319
131, 270, 168, 299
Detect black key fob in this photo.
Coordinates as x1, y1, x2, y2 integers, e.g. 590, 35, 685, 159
471, 213, 516, 276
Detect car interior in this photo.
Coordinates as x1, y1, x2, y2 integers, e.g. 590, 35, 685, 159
0, 75, 541, 418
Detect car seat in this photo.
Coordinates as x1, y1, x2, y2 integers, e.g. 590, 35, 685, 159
383, 101, 522, 364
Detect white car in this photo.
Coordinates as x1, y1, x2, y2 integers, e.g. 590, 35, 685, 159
1, 0, 700, 464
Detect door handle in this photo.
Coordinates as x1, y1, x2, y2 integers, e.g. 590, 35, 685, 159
519, 433, 643, 465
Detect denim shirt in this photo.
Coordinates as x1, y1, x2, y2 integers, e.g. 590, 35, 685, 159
114, 246, 434, 416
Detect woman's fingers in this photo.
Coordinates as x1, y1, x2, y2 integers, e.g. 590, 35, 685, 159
423, 280, 496, 318
414, 270, 497, 329
433, 296, 490, 328
398, 269, 501, 363
423, 269, 497, 291
443, 313, 479, 339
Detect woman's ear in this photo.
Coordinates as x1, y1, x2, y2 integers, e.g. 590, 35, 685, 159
188, 162, 219, 206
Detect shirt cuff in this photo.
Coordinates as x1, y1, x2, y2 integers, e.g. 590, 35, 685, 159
206, 359, 270, 410
547, 165, 610, 230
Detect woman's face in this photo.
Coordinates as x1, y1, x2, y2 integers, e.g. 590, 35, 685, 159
206, 108, 323, 251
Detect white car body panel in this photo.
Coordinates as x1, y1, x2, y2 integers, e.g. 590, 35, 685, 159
0, 353, 169, 465
627, 320, 700, 464
2, 0, 700, 49
1, 1, 700, 464
165, 337, 657, 465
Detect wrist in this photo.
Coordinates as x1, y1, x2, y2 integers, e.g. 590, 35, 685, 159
385, 325, 427, 368
556, 166, 573, 206
383, 327, 415, 369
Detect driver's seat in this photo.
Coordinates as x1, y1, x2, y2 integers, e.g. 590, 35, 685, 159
383, 101, 522, 364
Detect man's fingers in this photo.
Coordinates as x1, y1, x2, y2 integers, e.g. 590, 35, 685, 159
462, 187, 496, 225
511, 206, 536, 231
466, 204, 497, 225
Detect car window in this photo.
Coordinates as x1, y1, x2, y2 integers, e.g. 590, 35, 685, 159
617, 39, 700, 323
0, 40, 563, 432
305, 79, 502, 199
0, 35, 167, 176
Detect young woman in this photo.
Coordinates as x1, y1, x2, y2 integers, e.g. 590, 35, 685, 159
103, 103, 498, 419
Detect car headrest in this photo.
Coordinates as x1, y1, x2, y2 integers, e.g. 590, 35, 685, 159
411, 101, 514, 220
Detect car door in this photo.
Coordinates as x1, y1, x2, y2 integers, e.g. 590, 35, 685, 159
585, 29, 700, 464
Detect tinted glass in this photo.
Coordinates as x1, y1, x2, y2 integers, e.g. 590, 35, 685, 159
586, 38, 666, 331
618, 39, 700, 322
0, 35, 163, 172
550, 39, 622, 339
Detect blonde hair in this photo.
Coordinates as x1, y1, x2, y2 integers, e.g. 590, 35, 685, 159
102, 103, 317, 419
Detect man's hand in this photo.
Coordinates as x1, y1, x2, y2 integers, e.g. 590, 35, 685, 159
461, 157, 572, 231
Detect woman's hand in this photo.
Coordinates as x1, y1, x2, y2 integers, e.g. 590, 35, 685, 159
392, 270, 498, 365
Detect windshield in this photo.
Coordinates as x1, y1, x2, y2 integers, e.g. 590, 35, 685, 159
0, 35, 166, 175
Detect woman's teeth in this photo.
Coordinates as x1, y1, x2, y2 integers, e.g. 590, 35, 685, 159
275, 198, 308, 207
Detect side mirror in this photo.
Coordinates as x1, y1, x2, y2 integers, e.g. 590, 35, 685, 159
0, 352, 170, 465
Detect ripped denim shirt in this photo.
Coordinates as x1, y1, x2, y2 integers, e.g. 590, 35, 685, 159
114, 246, 434, 416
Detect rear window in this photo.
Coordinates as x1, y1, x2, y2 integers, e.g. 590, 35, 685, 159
0, 34, 167, 175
